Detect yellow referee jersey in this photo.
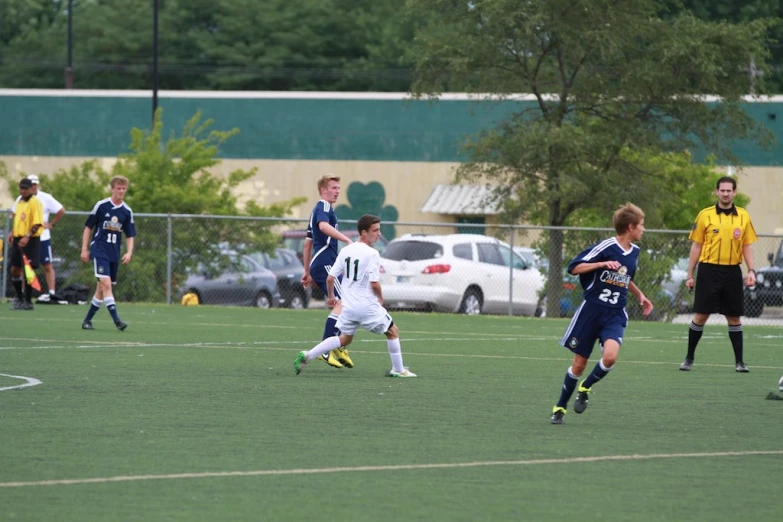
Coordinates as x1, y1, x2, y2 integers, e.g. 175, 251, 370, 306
12, 196, 44, 238
689, 204, 757, 266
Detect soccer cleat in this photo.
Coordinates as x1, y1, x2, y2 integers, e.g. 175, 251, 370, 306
573, 382, 591, 414
294, 351, 308, 375
37, 294, 51, 303
115, 320, 128, 331
19, 302, 34, 311
320, 351, 344, 369
389, 369, 418, 378
335, 348, 354, 368
82, 321, 94, 330
551, 406, 566, 425
9, 300, 24, 311
735, 362, 750, 373
679, 358, 693, 371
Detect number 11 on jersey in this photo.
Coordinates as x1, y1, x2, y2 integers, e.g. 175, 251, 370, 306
345, 257, 359, 281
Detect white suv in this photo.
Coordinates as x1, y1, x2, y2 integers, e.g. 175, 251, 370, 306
379, 234, 545, 315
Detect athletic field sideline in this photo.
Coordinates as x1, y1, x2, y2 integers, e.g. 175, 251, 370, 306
1, 304, 781, 521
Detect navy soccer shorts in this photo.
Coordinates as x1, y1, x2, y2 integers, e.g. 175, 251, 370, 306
311, 264, 342, 300
560, 302, 628, 359
92, 257, 119, 284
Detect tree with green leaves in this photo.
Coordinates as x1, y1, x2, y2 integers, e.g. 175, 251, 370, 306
408, 0, 773, 317
674, 0, 783, 92
0, 0, 415, 91
1, 110, 305, 303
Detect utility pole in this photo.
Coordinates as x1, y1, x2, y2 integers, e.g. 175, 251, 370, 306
65, 0, 74, 88
152, 0, 159, 123
749, 57, 764, 96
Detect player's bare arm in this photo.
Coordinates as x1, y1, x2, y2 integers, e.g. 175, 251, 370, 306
685, 241, 703, 291
301, 237, 313, 287
121, 237, 134, 264
17, 223, 41, 248
569, 260, 621, 276
46, 207, 65, 229
318, 222, 353, 245
80, 227, 93, 262
326, 274, 337, 308
370, 281, 384, 305
742, 243, 756, 287
629, 281, 654, 315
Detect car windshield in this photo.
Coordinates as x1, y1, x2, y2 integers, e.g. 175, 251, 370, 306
282, 237, 305, 253
382, 240, 443, 261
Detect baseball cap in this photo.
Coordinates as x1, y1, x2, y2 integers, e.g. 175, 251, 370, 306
19, 178, 33, 189
27, 174, 39, 185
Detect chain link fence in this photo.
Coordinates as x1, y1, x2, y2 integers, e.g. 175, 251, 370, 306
3, 211, 782, 325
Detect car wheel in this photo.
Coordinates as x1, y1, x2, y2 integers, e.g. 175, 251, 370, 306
253, 291, 273, 309
744, 296, 763, 318
459, 288, 483, 315
288, 291, 307, 309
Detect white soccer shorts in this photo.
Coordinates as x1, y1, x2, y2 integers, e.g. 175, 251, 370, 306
336, 307, 393, 336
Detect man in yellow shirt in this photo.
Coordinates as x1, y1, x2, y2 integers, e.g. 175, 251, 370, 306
680, 176, 757, 372
8, 178, 44, 310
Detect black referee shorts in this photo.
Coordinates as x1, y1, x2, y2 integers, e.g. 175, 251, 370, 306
10, 236, 41, 270
693, 262, 744, 317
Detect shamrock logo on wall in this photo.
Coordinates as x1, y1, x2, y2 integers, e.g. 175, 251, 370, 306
335, 181, 399, 240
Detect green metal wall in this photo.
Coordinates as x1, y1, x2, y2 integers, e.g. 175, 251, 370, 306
0, 93, 780, 164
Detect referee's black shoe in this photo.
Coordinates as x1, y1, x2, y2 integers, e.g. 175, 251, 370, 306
679, 359, 693, 371
735, 362, 750, 373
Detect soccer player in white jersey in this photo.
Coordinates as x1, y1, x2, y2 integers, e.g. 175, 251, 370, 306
294, 214, 417, 378
12, 174, 66, 301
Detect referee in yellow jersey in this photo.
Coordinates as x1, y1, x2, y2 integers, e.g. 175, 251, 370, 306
8, 178, 44, 310
680, 176, 757, 372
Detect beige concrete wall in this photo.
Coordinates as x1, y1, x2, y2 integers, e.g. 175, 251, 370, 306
2, 156, 781, 235
738, 167, 783, 236
0, 156, 462, 225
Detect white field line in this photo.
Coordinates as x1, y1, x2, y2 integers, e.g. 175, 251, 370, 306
1, 338, 782, 370
1, 450, 781, 489
0, 329, 778, 350
0, 374, 42, 391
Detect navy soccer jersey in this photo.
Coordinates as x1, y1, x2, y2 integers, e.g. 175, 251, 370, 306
568, 237, 640, 309
85, 197, 136, 262
306, 200, 339, 270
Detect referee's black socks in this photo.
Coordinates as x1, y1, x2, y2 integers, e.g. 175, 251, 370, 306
686, 321, 704, 361
728, 324, 744, 364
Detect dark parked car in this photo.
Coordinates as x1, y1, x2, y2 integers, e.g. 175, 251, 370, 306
744, 239, 783, 317
181, 254, 280, 308
246, 248, 311, 308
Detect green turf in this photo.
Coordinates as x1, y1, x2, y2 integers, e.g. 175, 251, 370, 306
1, 304, 781, 521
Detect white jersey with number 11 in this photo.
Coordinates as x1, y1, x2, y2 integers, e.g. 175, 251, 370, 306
329, 242, 382, 318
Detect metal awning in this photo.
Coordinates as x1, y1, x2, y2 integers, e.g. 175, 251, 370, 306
420, 184, 501, 215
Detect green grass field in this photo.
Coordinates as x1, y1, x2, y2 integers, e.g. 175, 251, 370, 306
1, 304, 782, 521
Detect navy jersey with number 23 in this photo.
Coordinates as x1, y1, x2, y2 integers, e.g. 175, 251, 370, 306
568, 237, 640, 309
85, 197, 136, 262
